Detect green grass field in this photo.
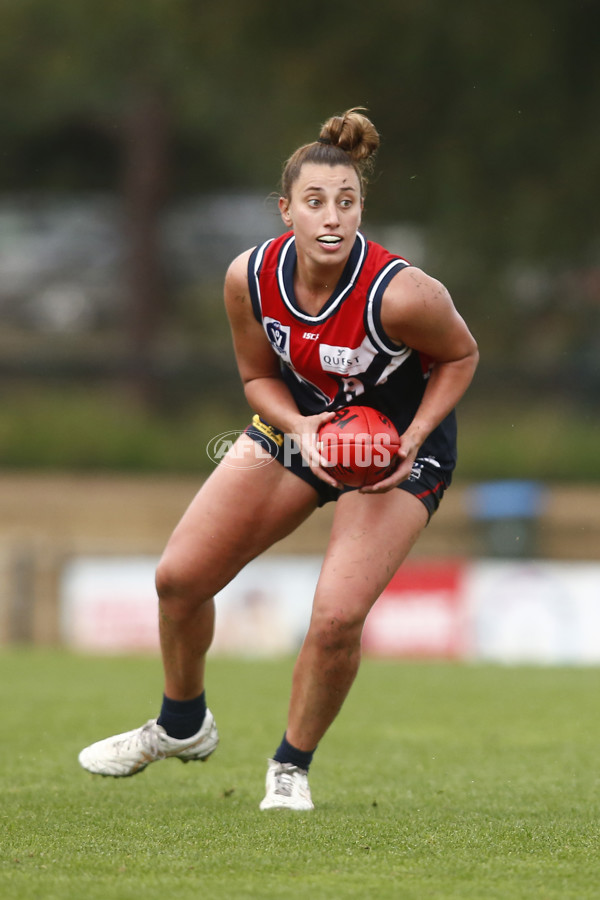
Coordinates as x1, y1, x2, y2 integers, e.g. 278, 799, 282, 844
1, 650, 599, 899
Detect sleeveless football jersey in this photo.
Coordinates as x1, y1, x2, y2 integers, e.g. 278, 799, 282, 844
247, 230, 457, 472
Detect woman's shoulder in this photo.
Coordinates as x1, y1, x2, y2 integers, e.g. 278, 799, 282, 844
387, 265, 450, 303
225, 247, 255, 286
227, 231, 292, 279
380, 264, 463, 348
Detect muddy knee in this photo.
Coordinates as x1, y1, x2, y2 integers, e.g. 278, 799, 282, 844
308, 612, 364, 655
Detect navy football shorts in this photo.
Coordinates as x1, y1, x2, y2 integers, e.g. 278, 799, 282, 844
245, 414, 451, 518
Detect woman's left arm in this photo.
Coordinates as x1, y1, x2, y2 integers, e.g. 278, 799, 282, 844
364, 266, 479, 492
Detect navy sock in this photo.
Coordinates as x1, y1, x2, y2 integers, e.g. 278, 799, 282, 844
157, 692, 207, 740
273, 733, 316, 772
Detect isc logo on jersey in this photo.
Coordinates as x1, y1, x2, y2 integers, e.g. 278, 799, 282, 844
319, 341, 374, 376
264, 318, 292, 364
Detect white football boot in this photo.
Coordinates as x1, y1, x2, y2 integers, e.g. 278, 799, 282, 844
78, 709, 218, 777
259, 759, 314, 811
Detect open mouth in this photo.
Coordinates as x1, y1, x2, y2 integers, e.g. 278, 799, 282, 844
317, 235, 342, 246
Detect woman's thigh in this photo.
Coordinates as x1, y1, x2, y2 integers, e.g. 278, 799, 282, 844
158, 434, 320, 597
311, 488, 429, 627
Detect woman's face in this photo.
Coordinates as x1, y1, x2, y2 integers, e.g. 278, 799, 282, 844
279, 163, 363, 267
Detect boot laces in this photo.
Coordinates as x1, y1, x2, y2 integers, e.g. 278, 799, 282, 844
273, 764, 301, 797
118, 720, 165, 760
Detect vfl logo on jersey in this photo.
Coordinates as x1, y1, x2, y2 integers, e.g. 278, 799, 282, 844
264, 318, 291, 363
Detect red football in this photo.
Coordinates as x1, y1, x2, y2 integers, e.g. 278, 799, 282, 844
317, 406, 401, 487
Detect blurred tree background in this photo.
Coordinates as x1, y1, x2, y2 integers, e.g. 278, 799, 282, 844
0, 0, 598, 478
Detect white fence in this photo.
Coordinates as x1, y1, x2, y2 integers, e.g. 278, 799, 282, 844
60, 555, 600, 665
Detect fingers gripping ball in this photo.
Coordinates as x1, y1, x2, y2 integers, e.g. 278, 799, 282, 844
317, 406, 401, 487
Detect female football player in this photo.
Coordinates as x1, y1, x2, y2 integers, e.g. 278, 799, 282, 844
79, 108, 479, 810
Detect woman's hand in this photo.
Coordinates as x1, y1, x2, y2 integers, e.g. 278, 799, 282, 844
287, 410, 343, 489
359, 430, 420, 494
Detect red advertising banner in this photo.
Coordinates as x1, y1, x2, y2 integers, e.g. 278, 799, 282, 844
361, 560, 468, 659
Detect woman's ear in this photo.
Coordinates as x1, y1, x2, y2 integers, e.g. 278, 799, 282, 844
279, 196, 293, 227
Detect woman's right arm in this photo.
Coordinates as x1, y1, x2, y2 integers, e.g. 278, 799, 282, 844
224, 250, 300, 432
224, 252, 338, 485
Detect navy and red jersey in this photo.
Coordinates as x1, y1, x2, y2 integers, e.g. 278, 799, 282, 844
247, 230, 457, 473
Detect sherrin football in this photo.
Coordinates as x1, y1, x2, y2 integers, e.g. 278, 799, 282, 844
317, 406, 401, 487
